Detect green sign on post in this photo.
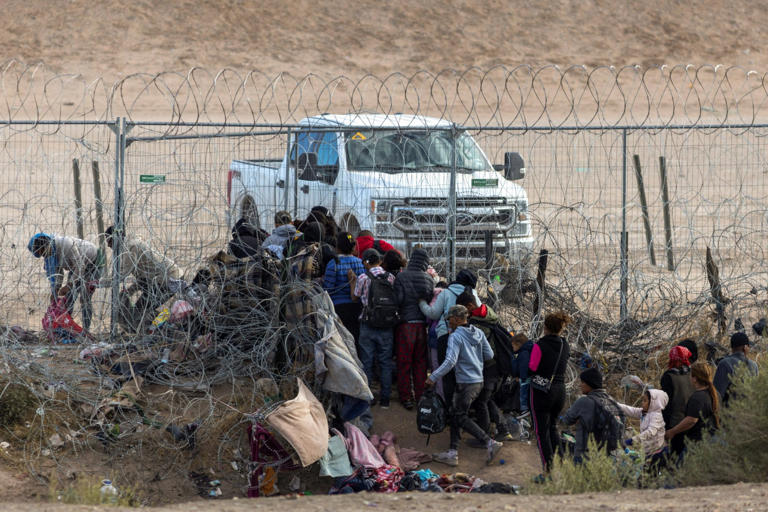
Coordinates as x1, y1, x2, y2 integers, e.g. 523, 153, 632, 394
471, 178, 498, 188
140, 175, 166, 184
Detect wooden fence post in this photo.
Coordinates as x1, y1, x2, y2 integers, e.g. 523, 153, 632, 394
72, 159, 84, 240
633, 154, 656, 266
659, 156, 674, 271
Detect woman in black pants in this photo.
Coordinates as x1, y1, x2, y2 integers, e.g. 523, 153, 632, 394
528, 311, 571, 473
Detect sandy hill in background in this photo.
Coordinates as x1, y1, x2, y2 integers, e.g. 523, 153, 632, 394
1, 0, 766, 82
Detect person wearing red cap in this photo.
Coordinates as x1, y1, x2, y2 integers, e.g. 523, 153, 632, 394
353, 230, 396, 257
660, 345, 695, 459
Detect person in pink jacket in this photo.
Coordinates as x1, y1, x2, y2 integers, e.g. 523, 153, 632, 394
617, 388, 669, 470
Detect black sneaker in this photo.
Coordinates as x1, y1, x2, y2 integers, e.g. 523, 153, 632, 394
379, 398, 390, 409
402, 400, 415, 410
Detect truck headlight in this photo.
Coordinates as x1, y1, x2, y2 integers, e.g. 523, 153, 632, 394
372, 199, 392, 214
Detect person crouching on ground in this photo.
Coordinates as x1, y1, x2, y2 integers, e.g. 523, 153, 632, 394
455, 288, 512, 441
425, 305, 503, 467
28, 232, 101, 331
617, 388, 669, 470
560, 367, 625, 463
103, 226, 182, 328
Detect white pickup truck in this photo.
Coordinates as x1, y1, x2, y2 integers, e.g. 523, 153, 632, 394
227, 113, 533, 264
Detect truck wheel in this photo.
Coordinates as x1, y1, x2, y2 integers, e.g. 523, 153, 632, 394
239, 197, 260, 230
340, 214, 360, 236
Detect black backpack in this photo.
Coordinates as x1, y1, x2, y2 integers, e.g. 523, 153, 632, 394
469, 319, 515, 377
587, 394, 625, 454
362, 270, 399, 328
416, 389, 446, 444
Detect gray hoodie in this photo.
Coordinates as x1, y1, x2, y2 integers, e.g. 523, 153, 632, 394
429, 324, 493, 384
261, 224, 297, 258
419, 283, 480, 339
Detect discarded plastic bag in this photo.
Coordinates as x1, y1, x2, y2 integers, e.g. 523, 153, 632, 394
42, 298, 83, 342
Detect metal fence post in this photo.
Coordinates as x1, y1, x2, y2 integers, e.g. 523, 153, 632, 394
109, 118, 122, 341
447, 126, 458, 281
284, 128, 291, 211
620, 128, 629, 322
109, 117, 128, 342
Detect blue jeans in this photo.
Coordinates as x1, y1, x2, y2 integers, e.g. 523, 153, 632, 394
358, 323, 394, 400
519, 379, 530, 412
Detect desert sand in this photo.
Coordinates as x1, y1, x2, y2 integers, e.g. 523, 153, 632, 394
2, 0, 766, 81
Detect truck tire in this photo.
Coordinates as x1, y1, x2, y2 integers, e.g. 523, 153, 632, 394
238, 197, 260, 230
340, 214, 360, 237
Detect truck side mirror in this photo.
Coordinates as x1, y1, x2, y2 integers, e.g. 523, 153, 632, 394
502, 152, 525, 181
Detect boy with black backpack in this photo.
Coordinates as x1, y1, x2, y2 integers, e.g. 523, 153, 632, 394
424, 305, 503, 467
350, 248, 399, 408
560, 367, 626, 463
456, 289, 514, 441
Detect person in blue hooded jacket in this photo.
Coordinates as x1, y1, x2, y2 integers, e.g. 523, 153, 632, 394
419, 269, 480, 407
28, 233, 101, 330
425, 305, 503, 467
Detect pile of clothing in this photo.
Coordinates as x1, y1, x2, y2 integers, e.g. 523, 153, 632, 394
330, 467, 519, 495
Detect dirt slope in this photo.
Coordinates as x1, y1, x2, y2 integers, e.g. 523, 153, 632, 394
1, 0, 766, 82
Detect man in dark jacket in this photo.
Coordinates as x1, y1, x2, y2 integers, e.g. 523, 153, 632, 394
393, 248, 434, 409
560, 368, 625, 462
714, 332, 759, 406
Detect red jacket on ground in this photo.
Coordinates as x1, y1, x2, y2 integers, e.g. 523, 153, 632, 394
354, 235, 396, 257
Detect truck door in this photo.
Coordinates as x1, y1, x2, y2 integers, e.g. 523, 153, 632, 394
290, 130, 341, 221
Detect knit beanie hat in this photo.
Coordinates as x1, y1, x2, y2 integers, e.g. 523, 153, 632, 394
408, 248, 430, 271
580, 367, 603, 390
455, 269, 478, 288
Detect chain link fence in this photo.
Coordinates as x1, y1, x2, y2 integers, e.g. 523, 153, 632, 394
0, 62, 766, 490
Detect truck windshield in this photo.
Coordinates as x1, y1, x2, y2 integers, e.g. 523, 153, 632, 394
344, 130, 491, 173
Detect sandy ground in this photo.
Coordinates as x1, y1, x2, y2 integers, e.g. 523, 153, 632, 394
0, 481, 766, 511
2, 0, 768, 82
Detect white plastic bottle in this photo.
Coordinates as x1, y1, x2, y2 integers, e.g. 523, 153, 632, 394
100, 479, 118, 504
